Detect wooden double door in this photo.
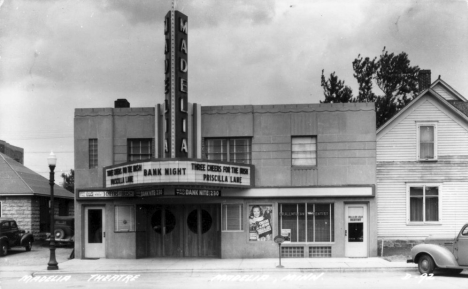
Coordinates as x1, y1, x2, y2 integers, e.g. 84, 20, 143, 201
148, 204, 220, 257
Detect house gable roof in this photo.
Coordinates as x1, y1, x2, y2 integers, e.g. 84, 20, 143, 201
377, 87, 468, 139
0, 153, 74, 199
430, 78, 467, 102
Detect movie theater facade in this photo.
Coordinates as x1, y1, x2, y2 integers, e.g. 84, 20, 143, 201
74, 101, 377, 259
73, 9, 377, 259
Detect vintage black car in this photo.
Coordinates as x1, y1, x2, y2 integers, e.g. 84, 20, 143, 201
0, 218, 34, 256
46, 216, 75, 245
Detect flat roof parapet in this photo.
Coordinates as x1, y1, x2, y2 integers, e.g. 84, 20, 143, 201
202, 102, 375, 114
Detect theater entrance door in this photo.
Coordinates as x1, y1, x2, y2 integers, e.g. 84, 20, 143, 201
148, 204, 220, 257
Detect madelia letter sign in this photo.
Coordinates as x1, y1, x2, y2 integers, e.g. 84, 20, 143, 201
164, 10, 188, 158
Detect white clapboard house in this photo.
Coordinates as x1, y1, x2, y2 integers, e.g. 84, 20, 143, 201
377, 74, 468, 252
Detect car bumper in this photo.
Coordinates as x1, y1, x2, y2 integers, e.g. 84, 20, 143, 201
407, 259, 414, 263
45, 238, 74, 243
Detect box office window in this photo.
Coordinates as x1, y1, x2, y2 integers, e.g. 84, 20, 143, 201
128, 139, 152, 161
205, 138, 251, 164
279, 203, 334, 242
408, 185, 440, 223
222, 204, 243, 231
115, 205, 136, 232
292, 137, 317, 166
89, 139, 98, 169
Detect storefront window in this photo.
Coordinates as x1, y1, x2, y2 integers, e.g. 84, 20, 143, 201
115, 205, 135, 232
280, 203, 334, 243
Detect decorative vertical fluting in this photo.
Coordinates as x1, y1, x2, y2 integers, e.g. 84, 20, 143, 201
164, 7, 188, 159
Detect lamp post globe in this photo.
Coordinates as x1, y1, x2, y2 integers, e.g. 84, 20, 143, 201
47, 151, 59, 270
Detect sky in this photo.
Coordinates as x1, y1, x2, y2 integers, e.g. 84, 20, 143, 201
0, 0, 467, 182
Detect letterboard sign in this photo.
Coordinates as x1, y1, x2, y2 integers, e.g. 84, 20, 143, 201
104, 160, 253, 188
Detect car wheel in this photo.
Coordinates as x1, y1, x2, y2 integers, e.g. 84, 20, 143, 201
0, 242, 8, 257
54, 228, 65, 239
418, 254, 436, 275
25, 240, 32, 251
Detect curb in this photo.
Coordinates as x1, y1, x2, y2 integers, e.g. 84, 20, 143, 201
4, 266, 418, 275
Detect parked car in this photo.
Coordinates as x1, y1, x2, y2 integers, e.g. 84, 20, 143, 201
46, 216, 74, 246
408, 223, 468, 275
0, 218, 34, 256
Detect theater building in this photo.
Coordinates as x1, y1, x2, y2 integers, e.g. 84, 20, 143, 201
74, 9, 377, 259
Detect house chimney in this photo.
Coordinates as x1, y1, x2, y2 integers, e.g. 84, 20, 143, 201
114, 99, 130, 108
418, 70, 431, 92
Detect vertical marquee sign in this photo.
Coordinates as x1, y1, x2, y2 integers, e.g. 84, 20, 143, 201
164, 10, 188, 158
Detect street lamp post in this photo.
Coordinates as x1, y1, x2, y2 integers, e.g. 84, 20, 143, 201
47, 151, 59, 270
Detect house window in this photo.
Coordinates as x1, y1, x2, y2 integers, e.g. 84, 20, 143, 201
417, 123, 437, 160
58, 200, 69, 216
89, 139, 98, 168
205, 138, 251, 164
115, 205, 136, 232
292, 136, 317, 166
408, 184, 440, 223
222, 204, 243, 231
128, 139, 152, 161
279, 203, 334, 242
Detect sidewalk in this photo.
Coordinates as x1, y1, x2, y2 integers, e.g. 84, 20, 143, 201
3, 257, 418, 274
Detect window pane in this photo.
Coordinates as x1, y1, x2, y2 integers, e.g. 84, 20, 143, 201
419, 126, 434, 159
280, 204, 298, 242
205, 138, 251, 164
128, 139, 152, 161
410, 197, 423, 222
206, 139, 227, 161
306, 205, 314, 242
224, 204, 243, 231
115, 205, 135, 232
230, 139, 250, 164
425, 187, 438, 196
425, 197, 438, 221
420, 126, 434, 142
315, 204, 332, 242
425, 187, 439, 222
410, 187, 423, 197
89, 139, 98, 168
298, 204, 306, 242
292, 136, 317, 166
420, 143, 434, 159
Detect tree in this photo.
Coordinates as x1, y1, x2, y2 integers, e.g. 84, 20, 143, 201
61, 169, 74, 193
320, 47, 420, 128
320, 70, 353, 103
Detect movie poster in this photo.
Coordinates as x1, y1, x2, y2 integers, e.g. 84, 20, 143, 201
248, 205, 273, 241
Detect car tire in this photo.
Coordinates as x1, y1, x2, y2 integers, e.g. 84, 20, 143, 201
25, 240, 32, 251
0, 242, 8, 257
418, 254, 436, 275
54, 228, 65, 239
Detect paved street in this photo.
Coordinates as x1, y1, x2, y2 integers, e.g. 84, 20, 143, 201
1, 271, 467, 289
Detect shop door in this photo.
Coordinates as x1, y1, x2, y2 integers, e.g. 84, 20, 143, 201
345, 204, 368, 257
184, 204, 219, 257
84, 207, 105, 258
149, 205, 183, 257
